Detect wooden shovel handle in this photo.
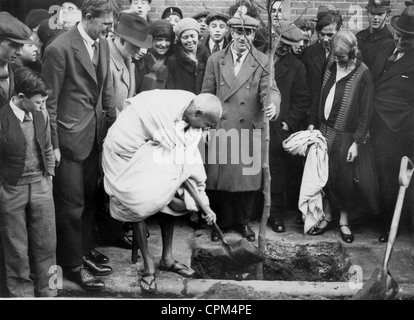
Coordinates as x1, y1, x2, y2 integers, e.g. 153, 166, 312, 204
182, 180, 228, 244
383, 156, 414, 273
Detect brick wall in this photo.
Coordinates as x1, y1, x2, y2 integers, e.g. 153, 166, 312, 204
118, 0, 408, 31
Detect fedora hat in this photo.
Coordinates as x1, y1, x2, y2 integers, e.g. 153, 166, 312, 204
0, 12, 33, 44
279, 24, 303, 46
113, 12, 152, 48
391, 6, 414, 35
366, 0, 391, 14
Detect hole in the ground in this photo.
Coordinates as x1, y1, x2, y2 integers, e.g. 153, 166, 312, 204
191, 241, 352, 282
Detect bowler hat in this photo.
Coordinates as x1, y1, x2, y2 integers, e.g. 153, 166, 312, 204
366, 0, 391, 14
228, 15, 259, 29
391, 6, 414, 35
25, 9, 51, 30
0, 12, 33, 44
192, 11, 210, 21
161, 7, 183, 20
406, 1, 414, 6
206, 13, 229, 26
114, 12, 152, 48
175, 17, 200, 36
311, 4, 337, 22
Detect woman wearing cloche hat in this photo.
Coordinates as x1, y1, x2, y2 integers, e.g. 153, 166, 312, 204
165, 18, 209, 95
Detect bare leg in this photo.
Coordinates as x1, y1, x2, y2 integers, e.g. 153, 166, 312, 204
136, 220, 155, 292
319, 198, 333, 228
158, 213, 175, 267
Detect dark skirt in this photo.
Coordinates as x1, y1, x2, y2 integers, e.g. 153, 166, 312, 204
327, 132, 379, 215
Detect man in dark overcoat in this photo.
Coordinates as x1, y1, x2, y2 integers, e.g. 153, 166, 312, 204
370, 6, 414, 242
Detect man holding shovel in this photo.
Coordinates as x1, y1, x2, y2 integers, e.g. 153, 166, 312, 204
101, 89, 221, 294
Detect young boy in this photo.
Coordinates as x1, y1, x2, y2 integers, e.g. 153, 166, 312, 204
203, 13, 229, 56
0, 67, 56, 297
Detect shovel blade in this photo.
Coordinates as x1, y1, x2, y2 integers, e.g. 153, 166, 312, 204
227, 238, 266, 266
352, 268, 399, 300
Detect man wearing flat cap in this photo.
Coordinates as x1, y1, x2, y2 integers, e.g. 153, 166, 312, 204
192, 11, 210, 40
262, 23, 310, 233
356, 0, 392, 70
42, 0, 118, 291
202, 15, 281, 243
202, 13, 229, 56
0, 12, 33, 108
370, 6, 414, 243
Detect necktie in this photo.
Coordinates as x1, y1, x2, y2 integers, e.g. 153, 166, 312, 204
388, 50, 400, 63
212, 42, 220, 53
92, 41, 99, 70
23, 112, 32, 122
234, 53, 243, 76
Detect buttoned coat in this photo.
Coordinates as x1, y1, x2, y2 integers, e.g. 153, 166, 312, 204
270, 52, 310, 193
302, 42, 328, 106
370, 39, 414, 158
109, 40, 130, 114
356, 25, 393, 70
42, 24, 116, 162
201, 44, 281, 192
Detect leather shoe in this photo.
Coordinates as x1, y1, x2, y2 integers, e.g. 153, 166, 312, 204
339, 225, 354, 243
308, 219, 331, 236
65, 266, 105, 290
379, 232, 389, 243
88, 249, 109, 264
238, 225, 256, 242
295, 215, 304, 225
272, 222, 285, 233
83, 256, 112, 276
117, 235, 133, 250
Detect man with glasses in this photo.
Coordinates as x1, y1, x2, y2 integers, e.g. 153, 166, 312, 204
202, 15, 280, 243
42, 0, 118, 291
357, 0, 392, 70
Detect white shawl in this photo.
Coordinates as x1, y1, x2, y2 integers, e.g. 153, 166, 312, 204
282, 130, 329, 234
102, 89, 209, 222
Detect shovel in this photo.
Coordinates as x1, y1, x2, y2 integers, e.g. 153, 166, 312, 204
183, 180, 266, 267
352, 156, 414, 300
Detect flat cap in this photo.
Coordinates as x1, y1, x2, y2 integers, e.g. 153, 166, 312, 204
0, 12, 33, 44
192, 11, 210, 20
206, 13, 229, 25
25, 9, 51, 30
228, 15, 259, 29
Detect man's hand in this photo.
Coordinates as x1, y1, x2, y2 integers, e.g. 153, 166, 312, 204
53, 148, 61, 167
202, 205, 217, 225
263, 103, 277, 119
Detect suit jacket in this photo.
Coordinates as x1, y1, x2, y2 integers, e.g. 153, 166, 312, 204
0, 63, 15, 108
201, 44, 281, 192
109, 40, 130, 114
42, 24, 116, 161
370, 40, 414, 157
356, 25, 393, 70
302, 42, 328, 107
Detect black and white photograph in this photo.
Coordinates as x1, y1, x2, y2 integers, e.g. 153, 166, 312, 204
0, 0, 413, 308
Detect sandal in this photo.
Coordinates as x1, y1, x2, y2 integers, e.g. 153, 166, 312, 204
139, 272, 157, 294
159, 260, 196, 278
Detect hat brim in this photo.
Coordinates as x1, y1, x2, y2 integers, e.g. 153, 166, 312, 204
366, 6, 391, 14
280, 38, 301, 46
114, 30, 153, 49
391, 15, 414, 35
5, 37, 33, 44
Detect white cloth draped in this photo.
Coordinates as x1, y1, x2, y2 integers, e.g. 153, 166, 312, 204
282, 130, 329, 234
102, 89, 210, 222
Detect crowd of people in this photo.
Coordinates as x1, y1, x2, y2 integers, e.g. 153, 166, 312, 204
0, 0, 413, 297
